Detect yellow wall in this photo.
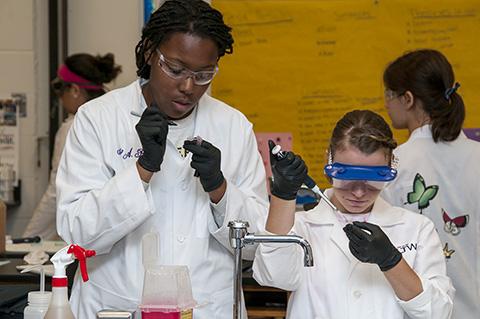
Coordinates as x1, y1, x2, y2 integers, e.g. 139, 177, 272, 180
212, 0, 480, 186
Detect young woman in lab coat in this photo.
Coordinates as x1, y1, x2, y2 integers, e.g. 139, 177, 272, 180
23, 53, 121, 240
253, 110, 454, 319
56, 0, 268, 318
381, 49, 480, 319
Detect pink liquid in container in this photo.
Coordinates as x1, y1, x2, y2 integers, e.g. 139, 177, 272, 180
141, 307, 193, 319
140, 265, 196, 319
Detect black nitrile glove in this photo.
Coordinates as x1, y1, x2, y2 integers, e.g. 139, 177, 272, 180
135, 106, 169, 172
269, 140, 308, 200
343, 221, 402, 272
183, 139, 225, 192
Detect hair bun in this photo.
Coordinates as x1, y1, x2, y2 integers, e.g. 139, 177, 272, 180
95, 53, 122, 83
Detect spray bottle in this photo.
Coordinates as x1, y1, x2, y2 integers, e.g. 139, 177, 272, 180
44, 244, 96, 319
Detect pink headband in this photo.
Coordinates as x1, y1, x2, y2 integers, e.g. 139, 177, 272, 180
57, 64, 104, 90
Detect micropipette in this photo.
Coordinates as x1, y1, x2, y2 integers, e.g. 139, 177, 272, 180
130, 111, 177, 126
270, 142, 338, 211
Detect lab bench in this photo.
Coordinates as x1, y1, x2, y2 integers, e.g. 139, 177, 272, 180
0, 248, 288, 318
242, 262, 288, 319
0, 258, 40, 284
0, 258, 48, 318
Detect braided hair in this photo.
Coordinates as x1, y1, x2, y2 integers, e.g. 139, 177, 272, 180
135, 0, 234, 79
330, 110, 397, 163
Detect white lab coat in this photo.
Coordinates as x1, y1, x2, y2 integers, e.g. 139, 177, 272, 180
382, 125, 480, 319
253, 191, 454, 319
23, 115, 74, 240
56, 80, 268, 318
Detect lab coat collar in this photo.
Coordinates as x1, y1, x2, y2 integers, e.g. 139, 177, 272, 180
301, 189, 356, 264
302, 189, 404, 266
407, 124, 467, 148
132, 79, 210, 121
127, 79, 146, 119
302, 189, 404, 227
131, 79, 206, 144
409, 124, 432, 140
191, 93, 210, 138
368, 196, 404, 227
409, 124, 468, 142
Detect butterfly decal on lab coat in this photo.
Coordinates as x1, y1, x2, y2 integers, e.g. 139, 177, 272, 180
442, 209, 469, 236
405, 173, 439, 213
443, 243, 455, 259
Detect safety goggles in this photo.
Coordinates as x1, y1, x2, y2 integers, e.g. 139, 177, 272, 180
384, 89, 405, 102
156, 49, 218, 85
324, 162, 397, 190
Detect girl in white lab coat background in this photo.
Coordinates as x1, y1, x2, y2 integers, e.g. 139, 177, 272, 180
253, 110, 454, 319
381, 49, 480, 319
23, 53, 121, 240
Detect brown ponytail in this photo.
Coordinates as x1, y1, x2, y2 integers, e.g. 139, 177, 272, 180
383, 49, 465, 142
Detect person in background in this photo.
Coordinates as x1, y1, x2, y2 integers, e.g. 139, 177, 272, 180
381, 49, 480, 319
253, 110, 454, 318
23, 53, 121, 240
55, 0, 268, 317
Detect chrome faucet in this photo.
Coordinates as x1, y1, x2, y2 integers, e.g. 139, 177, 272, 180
228, 220, 314, 319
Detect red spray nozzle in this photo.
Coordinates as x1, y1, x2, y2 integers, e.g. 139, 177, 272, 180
67, 244, 96, 282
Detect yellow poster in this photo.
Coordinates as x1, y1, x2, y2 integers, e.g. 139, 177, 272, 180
212, 0, 480, 186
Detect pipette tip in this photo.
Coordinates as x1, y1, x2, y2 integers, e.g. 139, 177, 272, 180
130, 111, 177, 126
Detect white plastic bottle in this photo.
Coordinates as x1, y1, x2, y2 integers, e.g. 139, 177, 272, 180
24, 291, 52, 319
21, 265, 52, 319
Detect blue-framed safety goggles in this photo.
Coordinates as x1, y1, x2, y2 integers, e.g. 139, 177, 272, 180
324, 162, 397, 190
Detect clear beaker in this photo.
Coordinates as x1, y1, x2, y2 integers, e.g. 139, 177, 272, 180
140, 265, 196, 319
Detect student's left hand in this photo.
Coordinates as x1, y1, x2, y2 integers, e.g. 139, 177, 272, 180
343, 221, 402, 271
183, 139, 224, 192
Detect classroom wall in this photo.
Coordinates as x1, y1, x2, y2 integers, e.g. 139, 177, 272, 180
67, 0, 143, 88
2, 0, 144, 237
0, 0, 50, 236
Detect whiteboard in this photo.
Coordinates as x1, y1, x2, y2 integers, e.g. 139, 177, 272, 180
212, 0, 480, 186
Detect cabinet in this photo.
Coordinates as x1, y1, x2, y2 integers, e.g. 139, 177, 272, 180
243, 264, 288, 319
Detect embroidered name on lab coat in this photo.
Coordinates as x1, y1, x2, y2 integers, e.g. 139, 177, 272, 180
117, 147, 143, 159
397, 243, 418, 253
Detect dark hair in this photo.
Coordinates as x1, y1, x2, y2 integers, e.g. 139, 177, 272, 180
330, 110, 397, 162
65, 53, 122, 100
135, 0, 234, 79
383, 49, 464, 142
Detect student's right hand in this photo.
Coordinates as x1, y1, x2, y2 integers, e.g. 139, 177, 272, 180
135, 106, 169, 172
269, 140, 308, 200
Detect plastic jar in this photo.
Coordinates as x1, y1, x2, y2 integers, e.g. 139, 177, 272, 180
24, 291, 52, 319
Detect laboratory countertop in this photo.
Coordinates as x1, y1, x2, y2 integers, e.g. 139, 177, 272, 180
0, 258, 39, 284
5, 240, 66, 256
